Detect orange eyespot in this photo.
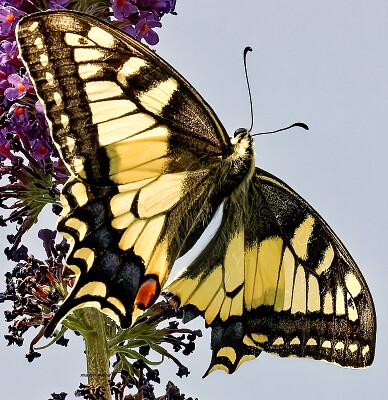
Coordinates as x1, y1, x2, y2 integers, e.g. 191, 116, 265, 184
135, 277, 159, 310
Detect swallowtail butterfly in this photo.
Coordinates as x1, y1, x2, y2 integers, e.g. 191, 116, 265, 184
16, 11, 376, 375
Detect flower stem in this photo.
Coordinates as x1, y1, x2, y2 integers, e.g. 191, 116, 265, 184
82, 308, 111, 399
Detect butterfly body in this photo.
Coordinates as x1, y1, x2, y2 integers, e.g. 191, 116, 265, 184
16, 11, 376, 373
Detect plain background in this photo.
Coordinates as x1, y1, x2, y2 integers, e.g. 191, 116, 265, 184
0, 1, 386, 399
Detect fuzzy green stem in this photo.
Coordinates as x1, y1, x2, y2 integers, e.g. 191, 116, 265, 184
82, 308, 111, 399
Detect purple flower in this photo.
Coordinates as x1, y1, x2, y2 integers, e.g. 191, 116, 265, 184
111, 0, 138, 20
0, 38, 20, 64
136, 13, 162, 45
4, 73, 31, 101
137, 0, 176, 15
5, 0, 24, 7
0, 60, 16, 95
48, 0, 70, 10
0, 6, 24, 36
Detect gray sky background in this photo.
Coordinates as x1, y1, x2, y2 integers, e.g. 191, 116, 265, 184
0, 1, 387, 399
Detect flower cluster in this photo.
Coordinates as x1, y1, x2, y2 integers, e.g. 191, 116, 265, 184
111, 0, 176, 45
0, 229, 69, 359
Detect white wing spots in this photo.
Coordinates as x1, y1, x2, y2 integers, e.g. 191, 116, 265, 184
349, 343, 358, 353
282, 248, 295, 311
53, 92, 62, 106
291, 265, 306, 314
88, 26, 116, 48
45, 72, 54, 86
70, 182, 89, 207
74, 281, 107, 299
73, 247, 95, 272
323, 291, 333, 314
97, 113, 155, 146
322, 340, 332, 349
216, 347, 237, 364
85, 80, 124, 102
307, 274, 320, 312
316, 244, 334, 275
64, 32, 94, 47
253, 236, 283, 307
220, 296, 232, 321
136, 173, 185, 217
347, 294, 358, 321
345, 272, 362, 298
224, 230, 245, 293
335, 342, 344, 350
34, 36, 43, 49
72, 156, 85, 176
335, 287, 346, 315
291, 214, 314, 260
60, 113, 69, 128
64, 218, 88, 241
272, 337, 284, 346
362, 345, 370, 357
107, 297, 126, 316
290, 337, 301, 345
28, 21, 39, 32
306, 338, 317, 346
65, 136, 75, 153
74, 48, 106, 63
112, 211, 135, 230
117, 58, 147, 85
204, 282, 225, 324
78, 63, 102, 80
90, 99, 137, 124
133, 215, 165, 264
40, 53, 48, 67
138, 77, 178, 115
186, 266, 223, 312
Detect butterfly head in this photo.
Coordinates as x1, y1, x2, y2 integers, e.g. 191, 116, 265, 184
231, 128, 254, 158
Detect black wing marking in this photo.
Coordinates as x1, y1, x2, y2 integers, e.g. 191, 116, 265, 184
166, 167, 376, 374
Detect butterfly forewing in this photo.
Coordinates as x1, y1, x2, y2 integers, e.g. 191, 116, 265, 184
166, 167, 376, 373
16, 11, 237, 334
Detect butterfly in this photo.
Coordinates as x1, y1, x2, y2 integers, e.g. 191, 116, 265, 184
16, 11, 376, 375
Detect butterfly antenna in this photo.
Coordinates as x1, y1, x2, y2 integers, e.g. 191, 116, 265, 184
243, 47, 254, 133
251, 122, 309, 137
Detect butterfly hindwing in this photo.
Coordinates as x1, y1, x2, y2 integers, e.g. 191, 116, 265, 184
166, 167, 376, 373
16, 11, 238, 334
